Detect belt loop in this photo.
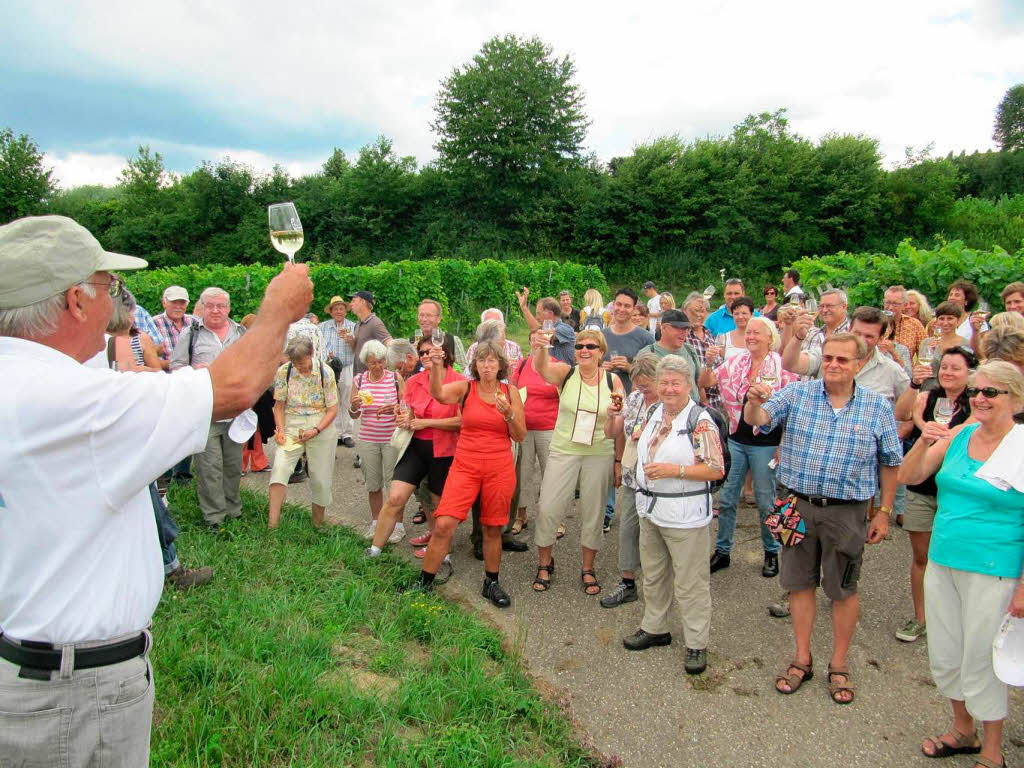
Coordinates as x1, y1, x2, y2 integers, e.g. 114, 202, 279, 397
142, 629, 153, 656
59, 644, 75, 679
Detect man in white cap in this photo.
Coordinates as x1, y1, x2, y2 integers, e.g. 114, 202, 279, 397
153, 284, 195, 365
0, 215, 312, 766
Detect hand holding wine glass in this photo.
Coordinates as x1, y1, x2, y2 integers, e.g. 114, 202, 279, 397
268, 203, 304, 263
933, 397, 955, 425
542, 319, 555, 349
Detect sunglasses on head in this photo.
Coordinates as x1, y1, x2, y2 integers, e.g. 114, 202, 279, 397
966, 386, 1009, 398
575, 343, 601, 350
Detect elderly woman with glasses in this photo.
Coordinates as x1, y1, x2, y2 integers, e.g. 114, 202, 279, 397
618, 354, 725, 675
267, 337, 339, 528
530, 328, 626, 596
900, 361, 1024, 766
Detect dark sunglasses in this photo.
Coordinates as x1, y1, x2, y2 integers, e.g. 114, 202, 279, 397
575, 343, 601, 350
418, 349, 433, 357
966, 386, 1009, 398
764, 290, 777, 296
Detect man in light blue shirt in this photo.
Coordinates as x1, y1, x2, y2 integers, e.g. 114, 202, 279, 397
319, 296, 356, 446
705, 278, 760, 337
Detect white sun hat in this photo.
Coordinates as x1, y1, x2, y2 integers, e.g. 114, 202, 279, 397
227, 409, 258, 444
992, 613, 1024, 687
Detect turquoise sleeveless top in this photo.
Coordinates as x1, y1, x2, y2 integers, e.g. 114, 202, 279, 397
930, 423, 1024, 578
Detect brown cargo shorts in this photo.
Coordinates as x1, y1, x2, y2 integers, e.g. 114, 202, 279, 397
779, 497, 869, 601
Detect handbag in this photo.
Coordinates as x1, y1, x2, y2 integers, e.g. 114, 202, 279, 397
765, 491, 805, 547
389, 426, 414, 462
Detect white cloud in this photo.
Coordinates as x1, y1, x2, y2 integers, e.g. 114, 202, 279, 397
44, 151, 125, 188
19, 0, 1024, 177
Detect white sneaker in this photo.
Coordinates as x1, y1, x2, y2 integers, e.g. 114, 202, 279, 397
388, 523, 406, 544
366, 521, 378, 540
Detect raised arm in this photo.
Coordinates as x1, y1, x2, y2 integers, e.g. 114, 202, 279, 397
530, 332, 571, 387
898, 422, 961, 485
742, 381, 774, 427
427, 348, 469, 404
516, 286, 540, 332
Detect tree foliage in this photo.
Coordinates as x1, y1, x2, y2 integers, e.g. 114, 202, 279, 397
993, 84, 1024, 152
0, 128, 56, 222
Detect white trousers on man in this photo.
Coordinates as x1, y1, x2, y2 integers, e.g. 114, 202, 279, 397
334, 365, 354, 440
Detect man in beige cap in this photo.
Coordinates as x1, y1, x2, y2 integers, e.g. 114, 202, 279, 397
153, 284, 194, 364
319, 295, 357, 446
0, 215, 312, 766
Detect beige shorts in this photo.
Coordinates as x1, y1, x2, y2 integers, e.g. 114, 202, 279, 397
903, 491, 938, 532
357, 438, 397, 493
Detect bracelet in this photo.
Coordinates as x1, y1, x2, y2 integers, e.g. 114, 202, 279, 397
614, 458, 622, 464
314, 427, 321, 435
910, 381, 921, 390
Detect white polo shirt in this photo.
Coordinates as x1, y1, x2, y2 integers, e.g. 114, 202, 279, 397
0, 337, 213, 643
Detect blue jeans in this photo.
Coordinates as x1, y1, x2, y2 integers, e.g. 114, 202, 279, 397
714, 440, 780, 555
604, 484, 616, 522
151, 482, 180, 575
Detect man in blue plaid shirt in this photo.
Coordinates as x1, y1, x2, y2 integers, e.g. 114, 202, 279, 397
319, 297, 356, 447
744, 332, 901, 704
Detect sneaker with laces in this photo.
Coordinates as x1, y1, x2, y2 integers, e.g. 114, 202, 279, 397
599, 581, 638, 608
684, 647, 707, 675
388, 524, 406, 544
166, 565, 214, 590
409, 531, 432, 546
413, 546, 427, 558
768, 592, 790, 618
895, 619, 926, 642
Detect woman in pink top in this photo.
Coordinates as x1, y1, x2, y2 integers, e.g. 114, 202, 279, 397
508, 328, 561, 535
368, 335, 462, 558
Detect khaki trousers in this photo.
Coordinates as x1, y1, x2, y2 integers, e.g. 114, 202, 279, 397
516, 429, 553, 514
269, 412, 338, 506
639, 518, 712, 649
0, 632, 154, 768
195, 420, 243, 525
535, 451, 612, 550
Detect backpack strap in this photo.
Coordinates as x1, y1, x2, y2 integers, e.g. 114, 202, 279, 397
515, 357, 528, 380
106, 336, 117, 370
187, 319, 200, 366
559, 364, 577, 391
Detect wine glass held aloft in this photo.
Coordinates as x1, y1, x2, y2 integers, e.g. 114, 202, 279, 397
431, 327, 445, 348
268, 202, 304, 263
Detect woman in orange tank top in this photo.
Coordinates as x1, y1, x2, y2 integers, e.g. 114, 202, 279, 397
417, 340, 526, 607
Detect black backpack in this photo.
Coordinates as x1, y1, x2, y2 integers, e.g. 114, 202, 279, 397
681, 404, 731, 492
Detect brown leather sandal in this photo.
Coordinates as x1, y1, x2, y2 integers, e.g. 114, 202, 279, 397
775, 659, 813, 694
972, 756, 1006, 768
827, 663, 854, 704
921, 727, 981, 758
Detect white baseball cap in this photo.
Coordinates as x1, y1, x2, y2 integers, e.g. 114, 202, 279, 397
227, 409, 258, 444
992, 613, 1024, 687
0, 215, 147, 309
163, 285, 189, 302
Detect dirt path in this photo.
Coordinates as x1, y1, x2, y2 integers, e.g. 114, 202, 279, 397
245, 444, 1024, 768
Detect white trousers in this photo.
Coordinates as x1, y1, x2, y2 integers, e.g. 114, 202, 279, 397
334, 365, 354, 439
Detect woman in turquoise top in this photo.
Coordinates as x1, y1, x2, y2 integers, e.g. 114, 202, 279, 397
899, 361, 1024, 768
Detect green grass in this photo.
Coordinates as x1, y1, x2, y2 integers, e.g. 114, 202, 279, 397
151, 484, 603, 768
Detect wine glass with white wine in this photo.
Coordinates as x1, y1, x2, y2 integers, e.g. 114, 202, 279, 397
759, 357, 778, 388
933, 398, 955, 425
268, 202, 304, 263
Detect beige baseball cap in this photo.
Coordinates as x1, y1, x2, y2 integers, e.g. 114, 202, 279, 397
0, 215, 148, 309
163, 285, 189, 302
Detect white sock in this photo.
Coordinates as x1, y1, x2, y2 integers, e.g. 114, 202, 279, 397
367, 545, 381, 557
394, 522, 404, 531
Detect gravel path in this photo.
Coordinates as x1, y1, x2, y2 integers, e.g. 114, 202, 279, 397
244, 442, 1024, 768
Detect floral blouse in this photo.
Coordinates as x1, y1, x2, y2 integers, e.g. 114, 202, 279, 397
273, 361, 339, 417
716, 351, 798, 434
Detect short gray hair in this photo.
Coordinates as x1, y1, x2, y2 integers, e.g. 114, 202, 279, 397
0, 280, 96, 339
747, 316, 780, 351
285, 337, 313, 361
683, 291, 709, 311
656, 354, 693, 382
475, 319, 504, 343
884, 285, 907, 301
630, 351, 660, 382
106, 287, 137, 335
360, 339, 387, 364
480, 307, 504, 324
821, 288, 848, 306
199, 286, 229, 304
386, 338, 417, 368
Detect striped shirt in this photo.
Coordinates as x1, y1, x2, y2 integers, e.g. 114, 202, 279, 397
152, 312, 195, 359
353, 370, 399, 443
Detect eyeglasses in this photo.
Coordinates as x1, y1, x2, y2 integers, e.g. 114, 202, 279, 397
575, 343, 601, 350
86, 276, 124, 297
418, 349, 433, 357
764, 291, 776, 297
966, 386, 1009, 399
821, 354, 854, 365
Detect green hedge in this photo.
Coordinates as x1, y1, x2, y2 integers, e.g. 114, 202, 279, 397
789, 240, 1024, 310
125, 258, 608, 337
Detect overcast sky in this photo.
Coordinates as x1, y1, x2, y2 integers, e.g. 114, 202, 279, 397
3, 0, 1022, 188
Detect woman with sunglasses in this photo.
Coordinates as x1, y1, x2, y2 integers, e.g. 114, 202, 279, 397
531, 328, 626, 596
760, 285, 780, 322
900, 361, 1024, 766
892, 346, 976, 644
366, 335, 462, 560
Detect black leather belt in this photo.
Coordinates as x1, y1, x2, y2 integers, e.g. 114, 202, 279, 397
0, 632, 146, 672
792, 491, 859, 508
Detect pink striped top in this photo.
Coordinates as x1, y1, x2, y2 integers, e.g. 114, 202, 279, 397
354, 370, 399, 443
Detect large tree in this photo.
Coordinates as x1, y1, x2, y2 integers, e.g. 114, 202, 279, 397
0, 128, 56, 223
431, 35, 589, 233
993, 84, 1024, 152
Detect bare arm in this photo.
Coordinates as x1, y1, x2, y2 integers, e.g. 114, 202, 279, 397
207, 264, 313, 421
898, 422, 962, 485
516, 287, 540, 332
272, 399, 287, 441
893, 385, 921, 422
427, 349, 470, 404
503, 384, 527, 443
530, 334, 570, 386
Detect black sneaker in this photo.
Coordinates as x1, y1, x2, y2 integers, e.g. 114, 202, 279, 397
482, 577, 511, 608
342, 436, 356, 448
353, 455, 362, 469
501, 537, 528, 552
599, 581, 638, 608
473, 541, 484, 561
762, 551, 779, 578
684, 647, 707, 675
623, 629, 672, 651
709, 551, 731, 573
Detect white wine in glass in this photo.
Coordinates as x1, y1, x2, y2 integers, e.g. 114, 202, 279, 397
759, 358, 778, 387
268, 202, 304, 263
933, 398, 955, 425
431, 328, 445, 348
542, 319, 555, 349
702, 285, 716, 300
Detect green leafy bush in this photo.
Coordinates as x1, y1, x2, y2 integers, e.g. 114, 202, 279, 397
125, 259, 607, 337
789, 240, 1024, 310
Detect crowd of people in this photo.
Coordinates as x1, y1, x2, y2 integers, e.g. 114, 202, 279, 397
1, 214, 1023, 767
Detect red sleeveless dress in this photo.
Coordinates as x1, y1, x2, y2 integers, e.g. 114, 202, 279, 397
433, 381, 517, 526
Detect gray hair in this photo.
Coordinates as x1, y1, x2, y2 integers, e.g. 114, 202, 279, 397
199, 286, 229, 304
480, 307, 504, 324
475, 319, 504, 344
360, 339, 387, 364
884, 285, 907, 301
656, 354, 693, 382
630, 351, 660, 382
821, 288, 848, 306
0, 280, 96, 339
106, 287, 137, 335
386, 338, 417, 369
285, 337, 313, 362
683, 291, 709, 311
725, 278, 744, 288
747, 316, 781, 351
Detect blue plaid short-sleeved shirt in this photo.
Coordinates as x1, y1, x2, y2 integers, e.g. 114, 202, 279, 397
761, 379, 902, 501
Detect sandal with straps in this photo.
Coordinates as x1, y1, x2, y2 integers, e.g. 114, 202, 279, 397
511, 517, 527, 535
775, 658, 813, 694
921, 727, 981, 758
972, 757, 1007, 768
827, 663, 855, 704
533, 560, 554, 592
581, 569, 601, 596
